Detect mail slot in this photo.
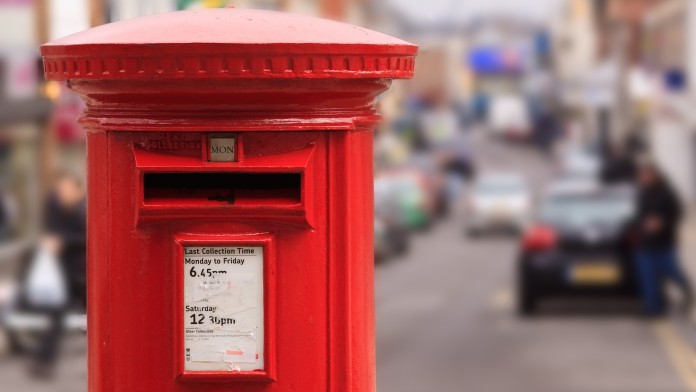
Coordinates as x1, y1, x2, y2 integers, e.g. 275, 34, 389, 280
41, 7, 416, 392
143, 172, 302, 207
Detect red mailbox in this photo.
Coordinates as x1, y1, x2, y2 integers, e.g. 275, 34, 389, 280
41, 8, 415, 392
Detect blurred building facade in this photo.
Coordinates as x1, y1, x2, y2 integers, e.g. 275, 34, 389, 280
643, 0, 696, 202
0, 0, 56, 264
566, 0, 696, 206
551, 0, 598, 141
551, 0, 664, 146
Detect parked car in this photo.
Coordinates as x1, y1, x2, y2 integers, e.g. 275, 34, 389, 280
375, 170, 436, 230
557, 144, 601, 180
517, 185, 637, 315
545, 176, 599, 198
374, 216, 409, 262
467, 172, 531, 235
487, 94, 532, 140
407, 154, 452, 218
374, 178, 411, 261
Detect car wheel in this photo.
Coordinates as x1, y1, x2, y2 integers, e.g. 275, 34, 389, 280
509, 226, 524, 237
435, 192, 450, 218
517, 287, 537, 316
466, 226, 482, 238
391, 230, 410, 256
517, 265, 537, 316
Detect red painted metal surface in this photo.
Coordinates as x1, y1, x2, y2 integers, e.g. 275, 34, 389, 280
41, 8, 415, 392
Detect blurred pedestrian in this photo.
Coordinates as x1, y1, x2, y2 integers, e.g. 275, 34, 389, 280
624, 122, 648, 157
0, 194, 7, 240
0, 189, 18, 241
633, 162, 692, 316
30, 170, 86, 378
601, 144, 636, 184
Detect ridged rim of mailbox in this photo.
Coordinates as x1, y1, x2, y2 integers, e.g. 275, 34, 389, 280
41, 51, 416, 81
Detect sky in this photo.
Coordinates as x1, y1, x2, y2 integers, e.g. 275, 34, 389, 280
384, 0, 566, 25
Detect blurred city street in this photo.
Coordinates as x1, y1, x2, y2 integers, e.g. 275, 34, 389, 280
376, 134, 691, 392
7, 0, 696, 390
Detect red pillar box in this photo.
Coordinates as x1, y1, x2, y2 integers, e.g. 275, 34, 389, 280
41, 8, 416, 392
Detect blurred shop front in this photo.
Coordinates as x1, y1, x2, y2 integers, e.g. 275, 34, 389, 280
0, 1, 53, 265
0, 76, 50, 262
644, 0, 696, 203
551, 0, 664, 158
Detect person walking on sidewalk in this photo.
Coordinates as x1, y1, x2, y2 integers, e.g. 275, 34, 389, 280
30, 170, 87, 378
634, 162, 693, 316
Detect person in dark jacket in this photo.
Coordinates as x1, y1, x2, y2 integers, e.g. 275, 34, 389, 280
601, 144, 636, 184
31, 171, 86, 378
634, 162, 692, 316
0, 191, 9, 240
44, 175, 87, 310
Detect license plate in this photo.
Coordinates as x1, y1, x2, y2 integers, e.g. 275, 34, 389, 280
570, 262, 621, 285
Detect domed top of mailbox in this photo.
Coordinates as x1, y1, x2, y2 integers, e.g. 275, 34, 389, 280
41, 8, 417, 81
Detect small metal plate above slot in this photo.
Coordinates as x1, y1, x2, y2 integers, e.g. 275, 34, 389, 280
208, 134, 237, 162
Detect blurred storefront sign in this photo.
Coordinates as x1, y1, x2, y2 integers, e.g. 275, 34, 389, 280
2, 50, 38, 101
468, 47, 523, 75
178, 0, 228, 9
662, 68, 688, 93
52, 87, 85, 144
533, 31, 551, 58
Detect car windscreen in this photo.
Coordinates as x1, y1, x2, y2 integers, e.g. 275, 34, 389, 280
474, 180, 525, 196
540, 193, 635, 227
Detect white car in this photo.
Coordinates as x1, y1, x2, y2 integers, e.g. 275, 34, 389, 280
467, 173, 531, 235
546, 177, 600, 197
558, 144, 601, 179
487, 94, 531, 139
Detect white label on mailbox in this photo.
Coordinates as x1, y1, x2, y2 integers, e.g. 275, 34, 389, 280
208, 136, 236, 162
183, 246, 264, 372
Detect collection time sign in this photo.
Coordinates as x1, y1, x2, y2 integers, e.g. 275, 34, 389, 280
183, 246, 264, 372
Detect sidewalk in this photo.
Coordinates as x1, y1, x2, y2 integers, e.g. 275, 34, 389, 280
662, 212, 696, 385
630, 214, 696, 391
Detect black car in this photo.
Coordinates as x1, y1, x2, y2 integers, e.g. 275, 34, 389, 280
517, 185, 638, 315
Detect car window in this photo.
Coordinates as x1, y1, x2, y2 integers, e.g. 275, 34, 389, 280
475, 177, 525, 195
540, 194, 634, 226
